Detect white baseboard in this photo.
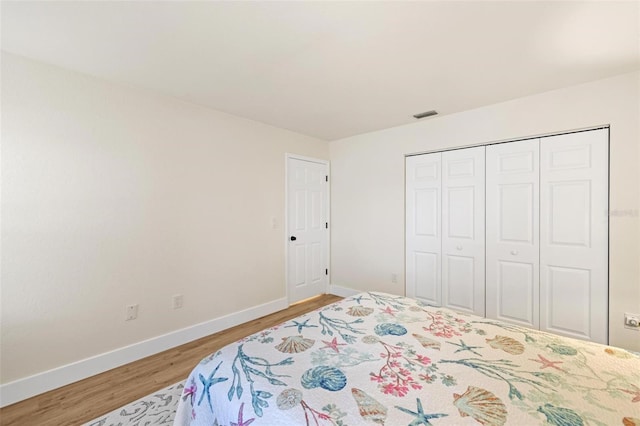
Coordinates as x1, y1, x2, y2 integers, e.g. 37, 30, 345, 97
0, 297, 288, 408
328, 284, 361, 297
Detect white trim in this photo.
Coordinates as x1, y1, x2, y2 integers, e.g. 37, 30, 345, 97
285, 153, 330, 165
328, 284, 361, 298
405, 124, 610, 157
0, 297, 288, 407
284, 154, 330, 304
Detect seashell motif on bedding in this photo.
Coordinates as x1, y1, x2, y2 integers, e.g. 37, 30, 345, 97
537, 403, 584, 426
347, 305, 374, 317
362, 335, 380, 344
274, 335, 315, 353
453, 386, 507, 426
413, 333, 441, 350
276, 388, 303, 410
486, 335, 524, 355
547, 343, 578, 356
301, 366, 347, 392
374, 323, 407, 336
604, 347, 634, 359
623, 417, 640, 426
351, 388, 387, 425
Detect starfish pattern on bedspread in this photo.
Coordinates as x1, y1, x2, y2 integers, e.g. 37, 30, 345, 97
321, 337, 347, 353
285, 318, 318, 333
230, 403, 255, 426
446, 339, 483, 356
395, 398, 448, 426
530, 354, 565, 371
198, 362, 228, 412
173, 292, 640, 426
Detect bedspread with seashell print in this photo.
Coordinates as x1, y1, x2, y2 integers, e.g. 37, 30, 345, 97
174, 292, 640, 426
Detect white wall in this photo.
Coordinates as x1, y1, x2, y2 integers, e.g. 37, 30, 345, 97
330, 71, 640, 351
1, 53, 328, 386
2, 52, 638, 405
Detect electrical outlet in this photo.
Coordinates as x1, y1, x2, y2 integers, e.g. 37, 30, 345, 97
624, 313, 640, 329
173, 294, 183, 310
391, 273, 398, 284
126, 304, 138, 321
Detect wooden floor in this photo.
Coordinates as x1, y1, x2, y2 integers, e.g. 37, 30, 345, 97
0, 294, 342, 426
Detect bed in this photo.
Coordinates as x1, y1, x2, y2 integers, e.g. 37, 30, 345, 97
174, 292, 640, 425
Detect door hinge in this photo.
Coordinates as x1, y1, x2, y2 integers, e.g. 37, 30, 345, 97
325, 175, 328, 182
325, 222, 328, 229
325, 269, 328, 275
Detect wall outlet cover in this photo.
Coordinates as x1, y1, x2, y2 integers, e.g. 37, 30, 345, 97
126, 304, 138, 321
173, 294, 184, 309
624, 313, 640, 329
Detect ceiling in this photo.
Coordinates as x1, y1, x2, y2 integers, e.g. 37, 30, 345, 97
2, 1, 639, 141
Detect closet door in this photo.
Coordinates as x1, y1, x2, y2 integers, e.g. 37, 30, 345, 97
540, 129, 609, 344
442, 147, 485, 316
486, 140, 540, 328
406, 153, 442, 305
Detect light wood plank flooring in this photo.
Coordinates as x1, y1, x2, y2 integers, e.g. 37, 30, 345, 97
0, 294, 342, 426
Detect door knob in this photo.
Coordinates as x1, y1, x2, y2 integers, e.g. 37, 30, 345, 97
456, 245, 463, 251
511, 250, 518, 255
290, 236, 297, 241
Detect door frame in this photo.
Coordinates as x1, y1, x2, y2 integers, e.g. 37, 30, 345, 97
284, 153, 330, 304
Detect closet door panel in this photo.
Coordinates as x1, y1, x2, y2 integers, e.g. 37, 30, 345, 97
540, 129, 609, 344
442, 147, 485, 316
486, 140, 540, 327
496, 261, 535, 322
406, 153, 442, 306
444, 255, 474, 310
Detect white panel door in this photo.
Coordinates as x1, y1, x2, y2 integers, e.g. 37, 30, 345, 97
486, 140, 540, 328
287, 157, 329, 303
540, 129, 609, 344
441, 147, 485, 316
406, 153, 442, 306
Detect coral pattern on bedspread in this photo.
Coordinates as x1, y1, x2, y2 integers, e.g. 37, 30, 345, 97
174, 292, 640, 425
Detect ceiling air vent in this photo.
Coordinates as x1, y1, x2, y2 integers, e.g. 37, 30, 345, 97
413, 110, 438, 119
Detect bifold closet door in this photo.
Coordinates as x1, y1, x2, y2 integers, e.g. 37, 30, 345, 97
406, 153, 442, 306
486, 140, 540, 328
441, 147, 485, 316
540, 129, 609, 344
